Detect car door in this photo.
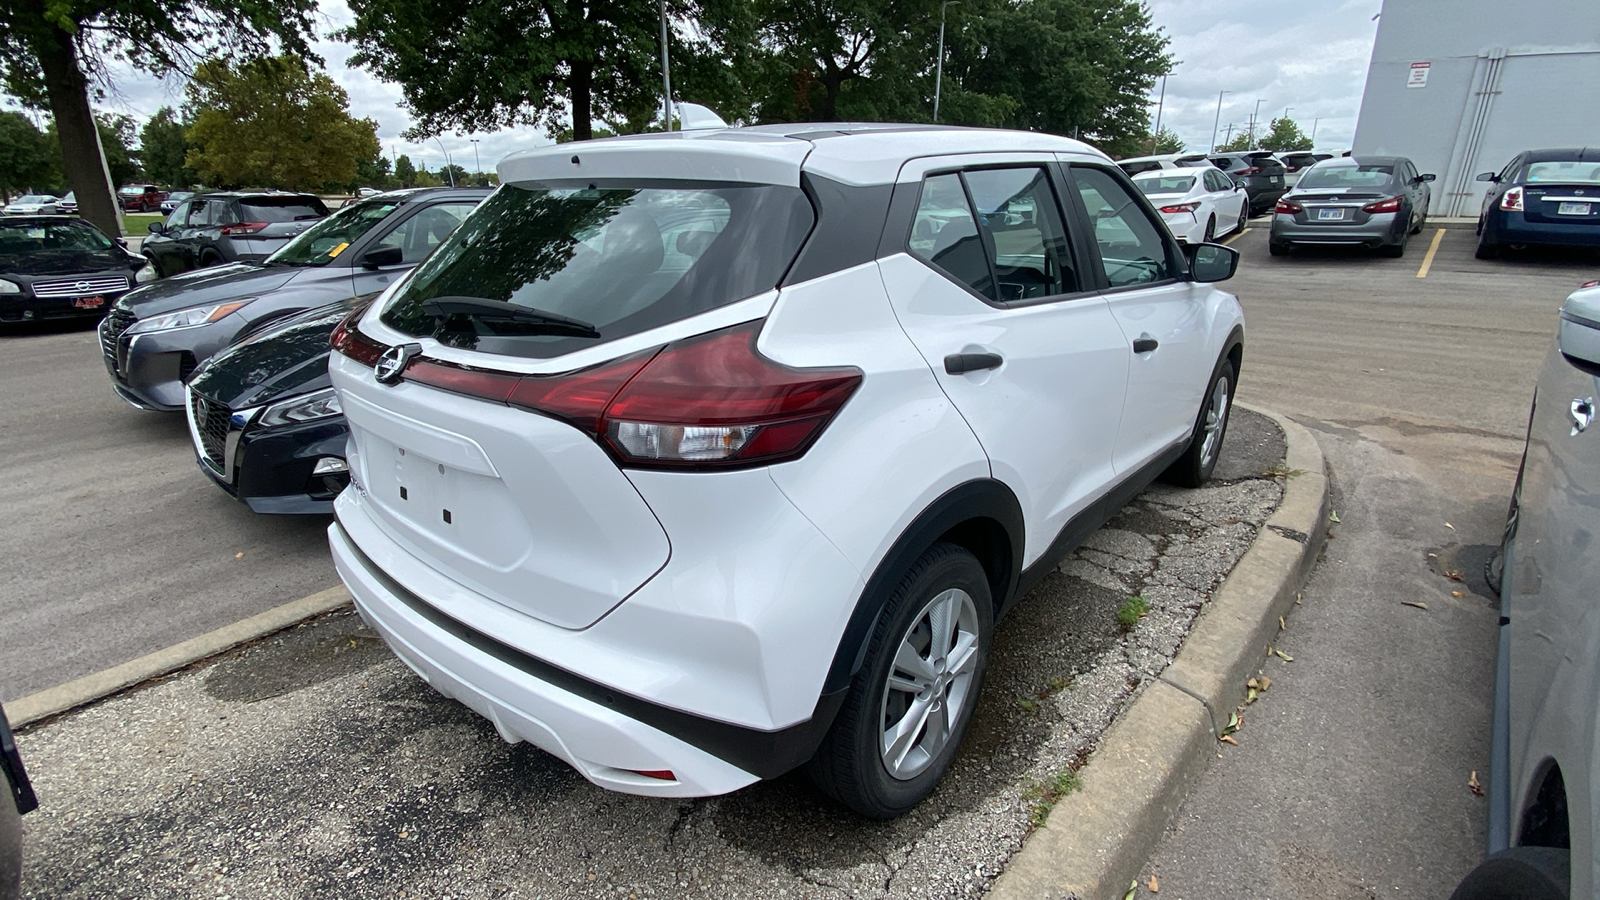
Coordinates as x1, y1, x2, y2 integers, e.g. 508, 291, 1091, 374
1065, 163, 1214, 473
1204, 169, 1242, 226
877, 156, 1131, 566
349, 201, 478, 296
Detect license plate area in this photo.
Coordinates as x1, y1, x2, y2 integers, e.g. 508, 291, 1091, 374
1557, 201, 1592, 216
72, 296, 105, 309
1317, 208, 1346, 221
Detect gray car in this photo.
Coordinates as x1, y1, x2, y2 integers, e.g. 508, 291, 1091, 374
1268, 156, 1434, 257
1449, 281, 1600, 899
102, 187, 489, 411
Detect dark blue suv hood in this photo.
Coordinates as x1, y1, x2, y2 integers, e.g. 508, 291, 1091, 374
188, 295, 370, 410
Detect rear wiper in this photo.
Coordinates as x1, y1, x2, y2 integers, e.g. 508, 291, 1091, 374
421, 296, 600, 338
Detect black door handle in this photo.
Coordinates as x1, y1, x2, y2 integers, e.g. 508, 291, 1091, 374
1133, 337, 1159, 353
945, 352, 1003, 375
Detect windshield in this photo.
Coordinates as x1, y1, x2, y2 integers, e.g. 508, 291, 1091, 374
1524, 161, 1600, 185
380, 182, 814, 360
267, 197, 402, 267
117, 186, 145, 196
0, 221, 114, 258
1136, 175, 1195, 195
1297, 165, 1395, 190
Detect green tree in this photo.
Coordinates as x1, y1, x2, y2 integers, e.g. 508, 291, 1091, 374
437, 163, 467, 186
1216, 129, 1253, 153
1258, 117, 1312, 152
393, 154, 416, 187
0, 110, 53, 200
341, 0, 689, 142
355, 152, 392, 190
1151, 126, 1184, 154
139, 107, 193, 187
0, 0, 314, 234
184, 56, 382, 191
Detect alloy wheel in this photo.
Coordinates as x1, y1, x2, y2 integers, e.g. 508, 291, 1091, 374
1200, 374, 1231, 470
879, 587, 980, 780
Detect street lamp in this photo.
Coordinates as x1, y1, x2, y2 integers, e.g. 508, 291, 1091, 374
933, 1, 961, 123
1248, 98, 1263, 147
658, 0, 673, 131
469, 139, 481, 178
1149, 73, 1168, 154
1311, 118, 1321, 145
1209, 90, 1232, 153
433, 137, 455, 187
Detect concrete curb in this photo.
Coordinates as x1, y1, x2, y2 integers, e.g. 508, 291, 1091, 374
8, 586, 352, 729
989, 404, 1329, 900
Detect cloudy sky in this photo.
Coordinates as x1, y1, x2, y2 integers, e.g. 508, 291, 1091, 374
6, 0, 1383, 170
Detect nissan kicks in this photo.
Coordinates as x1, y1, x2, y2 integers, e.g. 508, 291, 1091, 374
327, 123, 1246, 818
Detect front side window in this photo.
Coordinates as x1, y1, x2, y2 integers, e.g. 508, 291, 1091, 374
268, 198, 404, 267
372, 202, 476, 264
380, 182, 814, 360
1070, 166, 1174, 289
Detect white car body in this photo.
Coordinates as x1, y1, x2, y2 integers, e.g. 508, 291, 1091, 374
3, 195, 59, 215
326, 124, 1246, 813
1132, 167, 1249, 244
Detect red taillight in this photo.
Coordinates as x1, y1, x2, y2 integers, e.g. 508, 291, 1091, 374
330, 313, 387, 366
1274, 198, 1303, 215
220, 222, 268, 236
1582, 280, 1600, 289
1159, 202, 1200, 214
1362, 196, 1403, 214
1236, 166, 1262, 176
1501, 186, 1524, 212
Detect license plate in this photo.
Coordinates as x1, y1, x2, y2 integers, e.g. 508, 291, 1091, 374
1317, 208, 1346, 221
1558, 202, 1592, 216
72, 296, 105, 309
1271, 176, 1282, 185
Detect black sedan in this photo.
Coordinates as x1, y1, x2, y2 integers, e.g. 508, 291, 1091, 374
1476, 148, 1600, 259
185, 296, 368, 514
0, 217, 146, 325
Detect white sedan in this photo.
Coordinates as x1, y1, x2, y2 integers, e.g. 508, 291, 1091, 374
1131, 168, 1248, 244
2, 195, 60, 215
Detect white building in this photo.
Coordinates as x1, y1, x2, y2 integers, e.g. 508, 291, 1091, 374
1352, 0, 1600, 216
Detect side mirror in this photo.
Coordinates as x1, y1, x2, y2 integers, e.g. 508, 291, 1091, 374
146, 222, 165, 235
1418, 173, 1436, 183
1475, 172, 1498, 183
1188, 243, 1239, 283
361, 245, 405, 269
1559, 288, 1600, 376
115, 237, 128, 248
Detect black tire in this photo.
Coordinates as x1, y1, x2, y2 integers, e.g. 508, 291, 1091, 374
1268, 240, 1290, 257
198, 251, 223, 268
1162, 356, 1236, 488
1203, 215, 1215, 243
1236, 202, 1248, 234
1476, 237, 1500, 260
1410, 211, 1426, 235
1381, 230, 1408, 258
807, 542, 994, 820
1448, 847, 1569, 900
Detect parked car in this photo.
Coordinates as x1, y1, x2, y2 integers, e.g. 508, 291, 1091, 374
159, 191, 195, 214
186, 295, 369, 514
1268, 156, 1434, 257
2, 705, 39, 900
1207, 151, 1289, 214
2, 195, 59, 216
325, 123, 1245, 818
1475, 149, 1600, 259
1115, 152, 1212, 176
1275, 151, 1334, 188
102, 187, 487, 411
56, 192, 76, 215
0, 216, 147, 325
141, 191, 331, 277
1131, 166, 1249, 244
356, 187, 382, 198
1448, 281, 1600, 900
116, 184, 167, 213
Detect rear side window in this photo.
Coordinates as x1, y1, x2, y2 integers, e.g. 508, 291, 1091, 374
380, 183, 814, 360
1070, 166, 1175, 289
239, 197, 329, 223
909, 173, 994, 299
1208, 157, 1239, 172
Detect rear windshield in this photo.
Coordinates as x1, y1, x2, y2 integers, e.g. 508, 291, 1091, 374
1135, 175, 1195, 195
1118, 160, 1163, 176
1208, 157, 1241, 171
379, 182, 815, 360
1524, 161, 1600, 185
239, 197, 329, 223
1297, 165, 1395, 190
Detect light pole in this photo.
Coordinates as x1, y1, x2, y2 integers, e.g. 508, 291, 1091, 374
433, 137, 455, 187
469, 139, 481, 179
658, 0, 673, 130
1248, 98, 1263, 147
1149, 73, 1168, 154
1311, 118, 1321, 145
933, 1, 960, 123
1209, 90, 1231, 153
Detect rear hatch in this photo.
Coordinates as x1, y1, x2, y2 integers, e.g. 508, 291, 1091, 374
228, 196, 329, 257
334, 161, 820, 629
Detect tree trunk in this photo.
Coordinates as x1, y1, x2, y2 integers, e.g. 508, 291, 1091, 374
818, 73, 842, 121
570, 61, 593, 141
34, 25, 122, 237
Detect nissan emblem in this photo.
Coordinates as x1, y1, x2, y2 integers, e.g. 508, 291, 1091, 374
374, 343, 422, 384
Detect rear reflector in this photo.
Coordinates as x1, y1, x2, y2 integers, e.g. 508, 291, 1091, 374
629, 769, 676, 781
1501, 186, 1524, 212
1361, 196, 1403, 214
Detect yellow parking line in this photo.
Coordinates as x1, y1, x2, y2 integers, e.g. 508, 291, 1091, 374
1416, 228, 1446, 278
1222, 227, 1251, 246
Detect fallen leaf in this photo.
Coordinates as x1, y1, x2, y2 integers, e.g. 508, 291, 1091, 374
1224, 711, 1241, 734
1452, 590, 1466, 598
1445, 570, 1465, 582
1329, 510, 1341, 523
1258, 676, 1272, 691
1274, 649, 1294, 662
1149, 874, 1160, 893
1295, 592, 1302, 605
1427, 552, 1438, 558
234, 552, 244, 559
1123, 879, 1138, 900
1246, 688, 1259, 704
1247, 677, 1261, 690
1402, 600, 1429, 611
1279, 616, 1287, 631
1469, 771, 1484, 796
1219, 734, 1238, 745
1445, 521, 1455, 530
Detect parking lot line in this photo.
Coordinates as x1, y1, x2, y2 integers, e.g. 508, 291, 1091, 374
1222, 227, 1251, 246
1416, 228, 1447, 278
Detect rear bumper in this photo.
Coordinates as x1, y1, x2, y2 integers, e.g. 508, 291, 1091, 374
1270, 212, 1401, 245
1484, 211, 1600, 248
1159, 211, 1203, 243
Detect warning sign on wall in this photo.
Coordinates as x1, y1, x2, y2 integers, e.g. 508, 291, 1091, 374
1407, 61, 1431, 88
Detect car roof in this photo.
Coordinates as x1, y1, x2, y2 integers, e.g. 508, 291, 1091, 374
375, 186, 494, 203
498, 123, 1110, 188
189, 190, 322, 200
0, 215, 103, 228
1520, 148, 1599, 162
1130, 168, 1199, 179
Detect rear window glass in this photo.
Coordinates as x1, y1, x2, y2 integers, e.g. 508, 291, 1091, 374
379, 183, 814, 360
1208, 157, 1240, 171
1118, 160, 1163, 176
1297, 165, 1395, 189
1524, 161, 1600, 185
1135, 175, 1195, 195
239, 197, 329, 223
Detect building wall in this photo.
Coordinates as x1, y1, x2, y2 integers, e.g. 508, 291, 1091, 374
1353, 0, 1600, 216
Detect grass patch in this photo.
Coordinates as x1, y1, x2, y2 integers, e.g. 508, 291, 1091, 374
122, 212, 162, 236
1115, 595, 1149, 630
1023, 769, 1084, 828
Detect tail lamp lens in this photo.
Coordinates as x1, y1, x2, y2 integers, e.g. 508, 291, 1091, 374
1361, 196, 1403, 214
1236, 166, 1262, 175
1275, 198, 1303, 215
220, 222, 268, 236
1159, 202, 1200, 214
1501, 186, 1524, 212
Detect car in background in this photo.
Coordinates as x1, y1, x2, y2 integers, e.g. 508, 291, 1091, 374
141, 192, 331, 277
57, 192, 77, 215
102, 187, 487, 411
2, 195, 60, 216
1, 706, 37, 900
356, 187, 382, 199
1475, 149, 1600, 260
1268, 156, 1433, 258
186, 295, 369, 514
1448, 282, 1600, 900
0, 216, 147, 325
160, 191, 195, 214
1115, 152, 1211, 176
1275, 151, 1335, 188
1207, 151, 1289, 214
1131, 167, 1248, 244
116, 184, 167, 213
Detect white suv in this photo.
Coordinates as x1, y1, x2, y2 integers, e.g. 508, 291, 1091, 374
326, 124, 1246, 818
